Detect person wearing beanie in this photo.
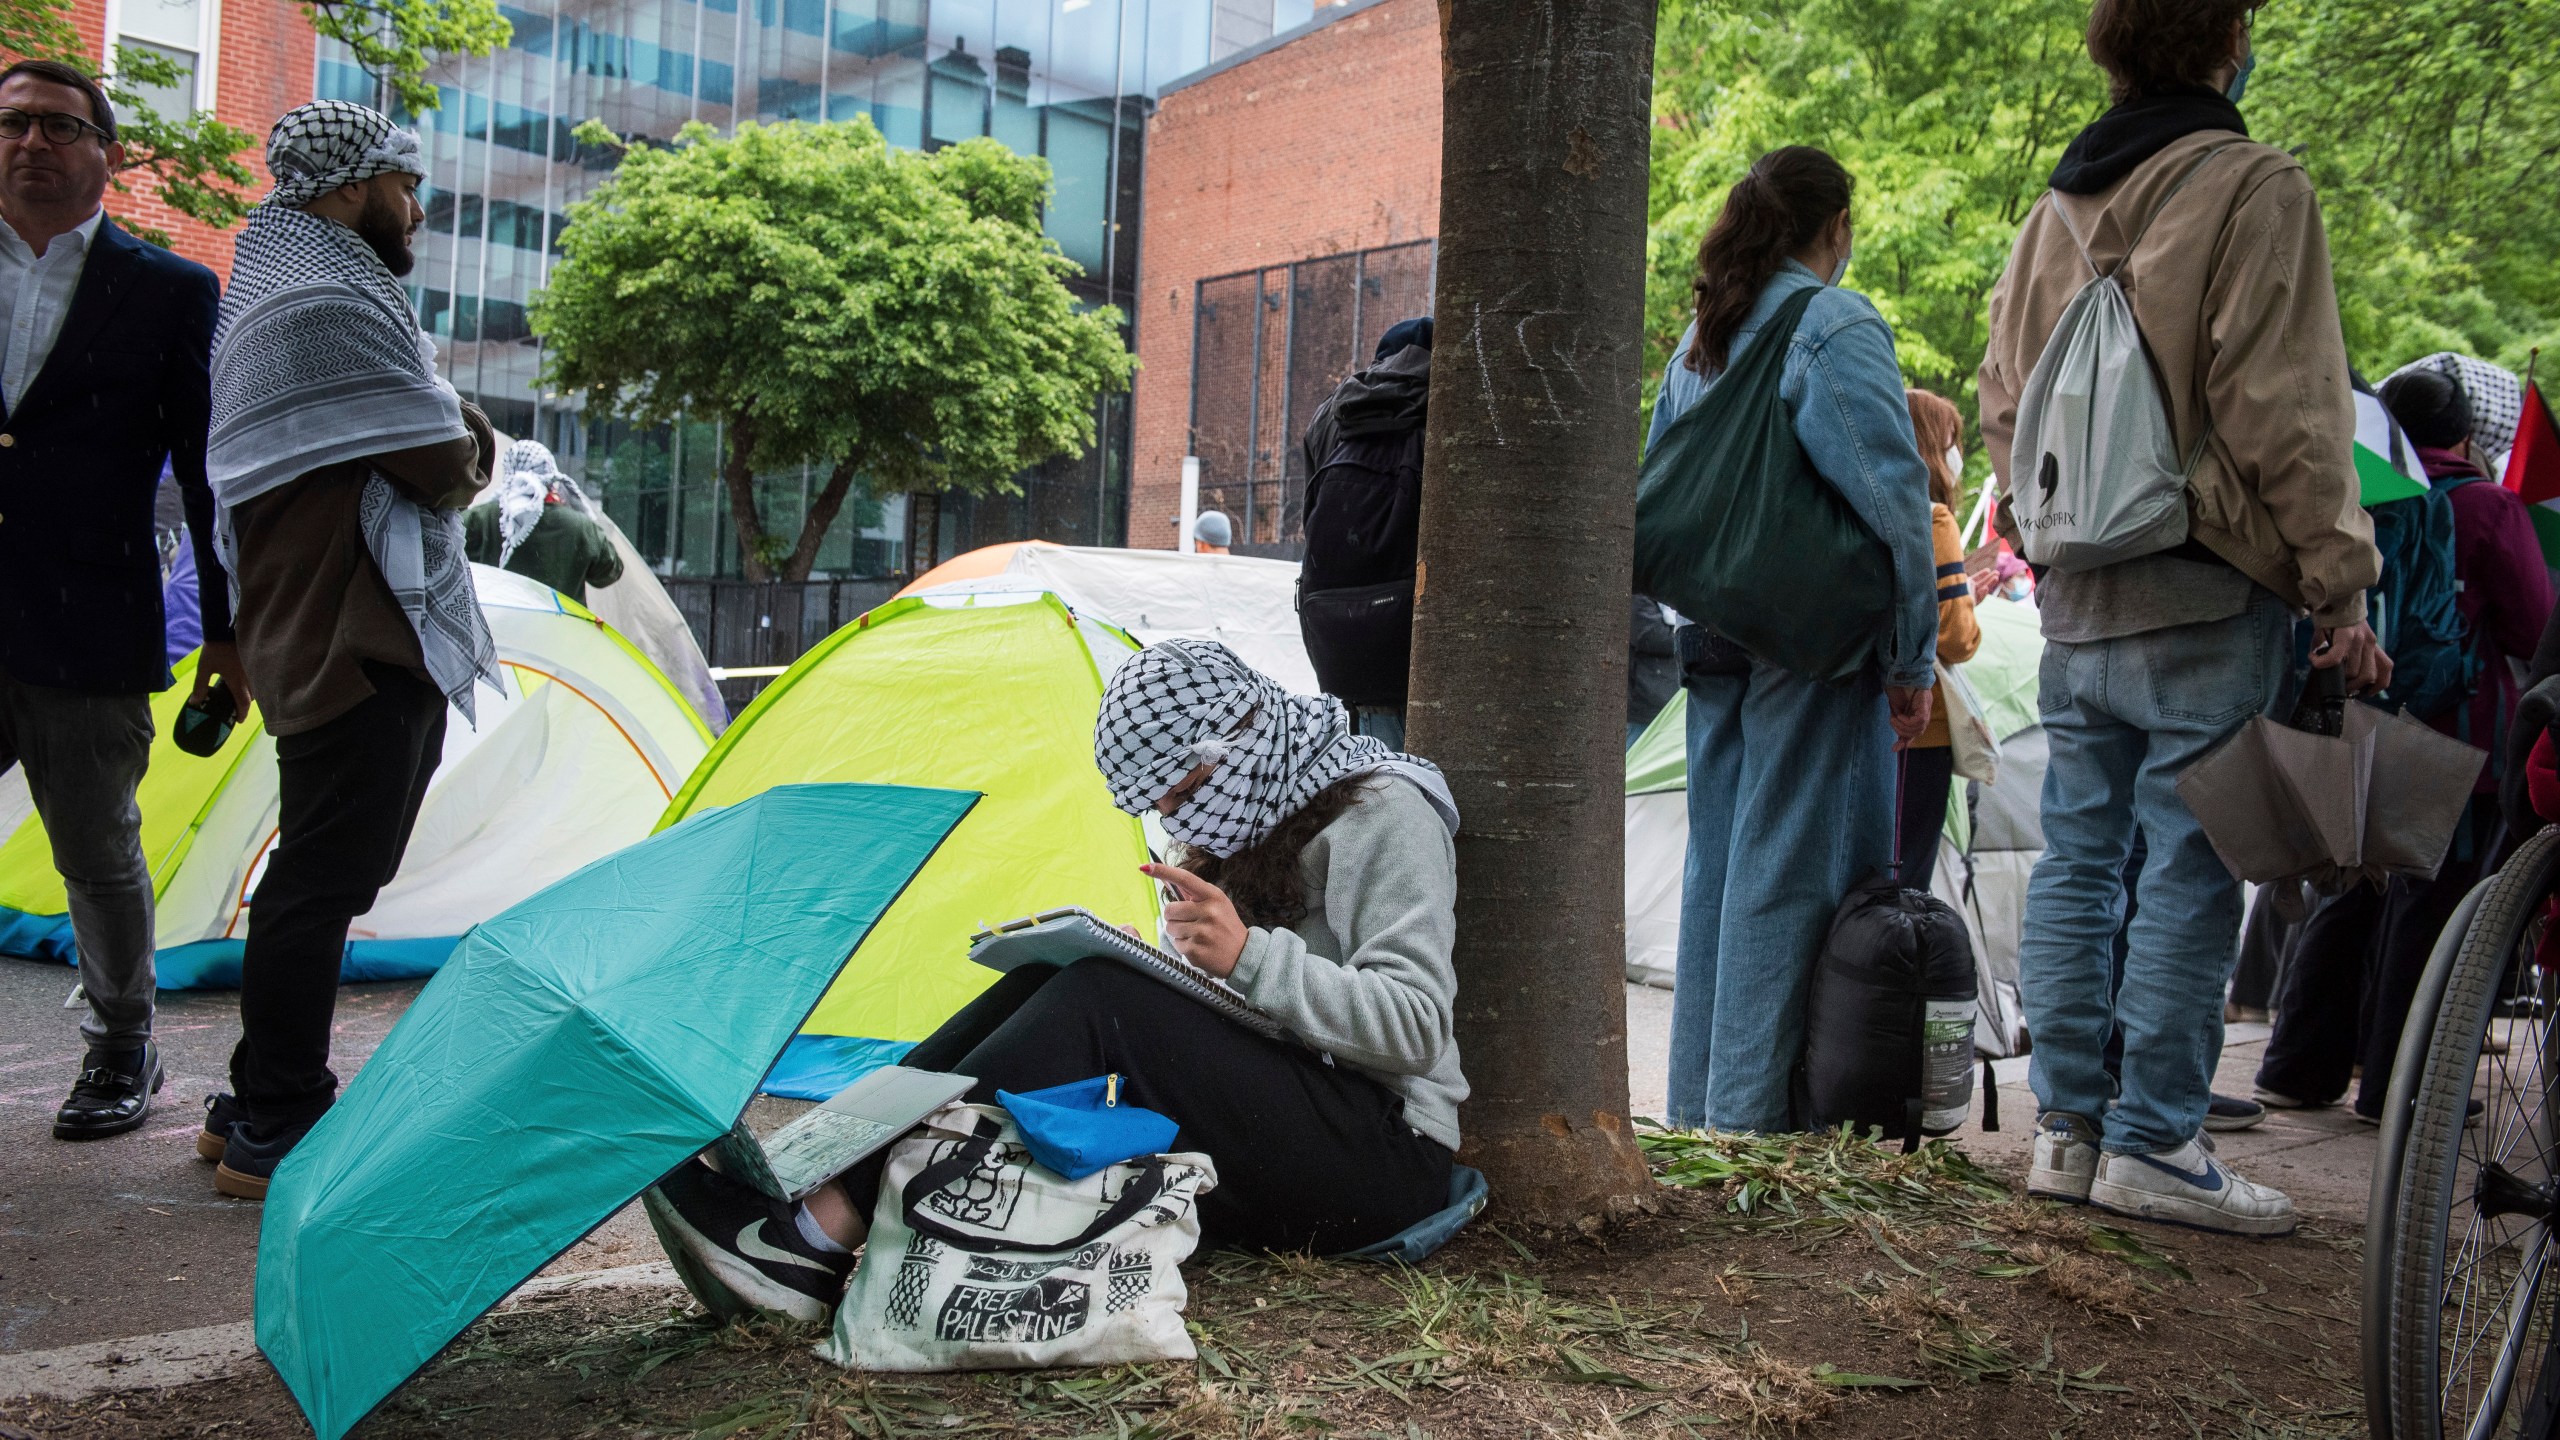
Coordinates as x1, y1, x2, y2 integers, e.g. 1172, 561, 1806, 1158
1296, 318, 1434, 744
1192, 509, 1233, 554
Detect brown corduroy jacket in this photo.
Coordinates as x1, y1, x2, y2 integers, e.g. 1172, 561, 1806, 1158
1980, 130, 2379, 627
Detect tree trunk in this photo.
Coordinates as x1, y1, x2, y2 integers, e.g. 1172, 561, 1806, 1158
719, 414, 773, 582
1406, 0, 1660, 1227
778, 456, 867, 583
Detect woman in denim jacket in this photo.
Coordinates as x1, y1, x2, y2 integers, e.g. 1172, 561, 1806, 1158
1647, 146, 1939, 1133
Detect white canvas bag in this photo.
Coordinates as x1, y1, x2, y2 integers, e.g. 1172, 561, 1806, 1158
820, 1103, 1217, 1373
1937, 661, 2002, 786
2007, 146, 2233, 573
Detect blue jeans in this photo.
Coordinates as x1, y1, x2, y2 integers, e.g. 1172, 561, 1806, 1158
1668, 661, 1894, 1131
2018, 593, 2288, 1155
1353, 705, 1405, 751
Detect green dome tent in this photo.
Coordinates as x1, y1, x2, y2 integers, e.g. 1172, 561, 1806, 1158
657, 590, 1160, 1098
1620, 598, 2047, 1055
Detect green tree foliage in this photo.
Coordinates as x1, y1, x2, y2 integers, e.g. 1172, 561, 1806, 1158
2250, 1, 2560, 377
302, 0, 510, 115
0, 0, 255, 243
1650, 0, 2560, 470
0, 0, 504, 246
1648, 0, 2102, 449
532, 117, 1135, 581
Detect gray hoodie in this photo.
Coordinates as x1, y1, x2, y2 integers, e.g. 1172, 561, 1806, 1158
1228, 772, 1467, 1151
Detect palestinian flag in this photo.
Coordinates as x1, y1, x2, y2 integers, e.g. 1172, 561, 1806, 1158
2355, 388, 2429, 504
2503, 380, 2560, 565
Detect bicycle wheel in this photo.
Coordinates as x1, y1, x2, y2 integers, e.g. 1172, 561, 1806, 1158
2370, 873, 2500, 1440
2391, 825, 2560, 1440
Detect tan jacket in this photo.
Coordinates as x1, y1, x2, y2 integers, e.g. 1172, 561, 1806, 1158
1980, 130, 2378, 627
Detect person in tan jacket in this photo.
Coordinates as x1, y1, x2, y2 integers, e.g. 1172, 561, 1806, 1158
1976, 0, 2385, 1239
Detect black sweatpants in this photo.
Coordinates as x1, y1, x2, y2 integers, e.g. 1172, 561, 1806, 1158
839, 959, 1454, 1255
230, 662, 447, 1127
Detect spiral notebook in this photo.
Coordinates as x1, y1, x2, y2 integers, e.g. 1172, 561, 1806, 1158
968, 907, 1289, 1042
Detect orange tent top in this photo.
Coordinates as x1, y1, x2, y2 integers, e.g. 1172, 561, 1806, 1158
894, 540, 1059, 598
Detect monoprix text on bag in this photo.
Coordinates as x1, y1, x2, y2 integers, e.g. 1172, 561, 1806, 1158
1634, 285, 1894, 685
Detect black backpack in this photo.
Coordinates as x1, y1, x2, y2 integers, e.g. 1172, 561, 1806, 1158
1297, 424, 1425, 706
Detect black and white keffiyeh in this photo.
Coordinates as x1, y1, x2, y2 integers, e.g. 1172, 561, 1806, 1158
2389, 352, 2525, 462
495, 440, 597, 568
261, 99, 428, 209
209, 103, 498, 723
1094, 640, 1457, 858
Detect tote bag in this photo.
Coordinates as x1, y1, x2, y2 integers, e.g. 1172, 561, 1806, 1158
1635, 285, 1895, 685
821, 1103, 1217, 1373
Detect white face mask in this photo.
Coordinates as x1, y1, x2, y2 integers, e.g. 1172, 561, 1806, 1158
1944, 446, 1964, 481
1829, 244, 1853, 287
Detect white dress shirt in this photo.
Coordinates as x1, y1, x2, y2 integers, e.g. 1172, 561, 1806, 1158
0, 206, 102, 413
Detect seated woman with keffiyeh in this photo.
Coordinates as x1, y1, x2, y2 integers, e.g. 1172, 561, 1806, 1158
646, 640, 1468, 1321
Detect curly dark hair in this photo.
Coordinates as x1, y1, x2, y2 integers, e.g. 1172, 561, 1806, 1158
2086, 0, 2257, 103
1170, 776, 1372, 928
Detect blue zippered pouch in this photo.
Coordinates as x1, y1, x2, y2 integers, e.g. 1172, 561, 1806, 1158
996, 1075, 1179, 1181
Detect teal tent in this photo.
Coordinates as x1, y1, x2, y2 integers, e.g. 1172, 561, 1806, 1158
255, 783, 976, 1440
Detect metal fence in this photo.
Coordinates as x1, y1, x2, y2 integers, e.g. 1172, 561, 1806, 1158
1190, 238, 1435, 557
662, 577, 901, 709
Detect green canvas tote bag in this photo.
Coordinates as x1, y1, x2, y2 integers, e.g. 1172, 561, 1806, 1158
1634, 285, 1895, 685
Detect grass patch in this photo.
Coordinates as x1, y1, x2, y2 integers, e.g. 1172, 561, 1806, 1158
1638, 1124, 2010, 1224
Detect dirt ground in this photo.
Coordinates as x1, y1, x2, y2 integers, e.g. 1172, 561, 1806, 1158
6, 1129, 2365, 1440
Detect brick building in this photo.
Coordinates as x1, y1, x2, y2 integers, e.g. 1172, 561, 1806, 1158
76, 0, 310, 280
1127, 0, 1439, 555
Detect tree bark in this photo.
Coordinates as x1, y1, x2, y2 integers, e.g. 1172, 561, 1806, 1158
1408, 0, 1660, 1226
719, 413, 773, 582
779, 456, 867, 583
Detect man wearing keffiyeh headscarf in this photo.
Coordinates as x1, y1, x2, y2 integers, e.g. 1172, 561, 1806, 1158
200, 100, 503, 1201
462, 439, 624, 600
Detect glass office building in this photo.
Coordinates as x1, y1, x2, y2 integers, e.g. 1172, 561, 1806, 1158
318, 1, 1321, 576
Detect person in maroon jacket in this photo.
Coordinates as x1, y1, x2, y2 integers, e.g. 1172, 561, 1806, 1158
2262, 366, 2554, 1122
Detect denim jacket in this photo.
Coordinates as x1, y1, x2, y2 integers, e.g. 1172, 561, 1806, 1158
1648, 261, 1938, 690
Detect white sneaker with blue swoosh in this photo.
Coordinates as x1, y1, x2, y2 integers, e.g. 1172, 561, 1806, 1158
2088, 1136, 2296, 1236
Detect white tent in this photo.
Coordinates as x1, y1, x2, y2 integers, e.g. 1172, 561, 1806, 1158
1620, 598, 2048, 1055
910, 543, 1320, 694
0, 566, 713, 987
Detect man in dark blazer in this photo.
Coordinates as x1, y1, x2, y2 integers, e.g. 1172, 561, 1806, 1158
0, 60, 248, 1141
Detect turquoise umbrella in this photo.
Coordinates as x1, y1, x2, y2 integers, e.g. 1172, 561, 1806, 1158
255, 782, 979, 1440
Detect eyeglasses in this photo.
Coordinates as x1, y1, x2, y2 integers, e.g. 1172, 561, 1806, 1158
0, 108, 113, 145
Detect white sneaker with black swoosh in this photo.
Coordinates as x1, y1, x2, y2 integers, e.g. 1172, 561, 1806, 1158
643, 1159, 854, 1324
2088, 1135, 2296, 1237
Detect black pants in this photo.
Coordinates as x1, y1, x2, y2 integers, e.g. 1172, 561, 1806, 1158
839, 959, 1453, 1255
2256, 807, 2507, 1115
1895, 745, 1955, 884
230, 662, 447, 1126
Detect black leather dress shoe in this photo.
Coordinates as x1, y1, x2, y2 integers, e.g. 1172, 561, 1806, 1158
53, 1040, 164, 1140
